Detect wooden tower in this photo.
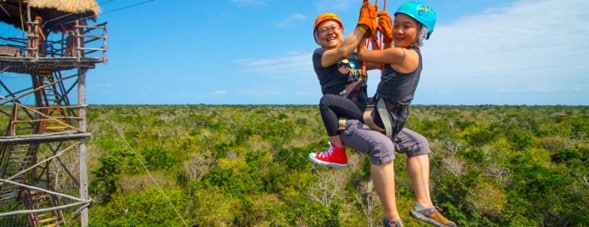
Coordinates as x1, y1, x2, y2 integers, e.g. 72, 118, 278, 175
0, 1, 105, 226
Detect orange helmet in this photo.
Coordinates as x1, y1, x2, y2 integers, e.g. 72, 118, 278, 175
313, 12, 343, 44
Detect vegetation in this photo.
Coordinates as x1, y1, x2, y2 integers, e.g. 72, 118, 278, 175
84, 105, 589, 226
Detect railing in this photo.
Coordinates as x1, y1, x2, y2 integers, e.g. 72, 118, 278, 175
0, 36, 27, 57
77, 22, 108, 63
0, 20, 107, 63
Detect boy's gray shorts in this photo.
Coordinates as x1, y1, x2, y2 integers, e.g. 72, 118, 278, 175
340, 119, 430, 165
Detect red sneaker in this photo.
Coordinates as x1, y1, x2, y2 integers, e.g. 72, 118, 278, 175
309, 143, 348, 168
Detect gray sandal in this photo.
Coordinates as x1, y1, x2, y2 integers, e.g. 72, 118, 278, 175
409, 206, 456, 227
383, 217, 403, 227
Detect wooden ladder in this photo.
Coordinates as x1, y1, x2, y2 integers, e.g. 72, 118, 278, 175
38, 69, 68, 131
28, 190, 63, 227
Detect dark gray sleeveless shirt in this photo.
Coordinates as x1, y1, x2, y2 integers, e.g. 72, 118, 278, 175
313, 48, 367, 106
376, 47, 422, 106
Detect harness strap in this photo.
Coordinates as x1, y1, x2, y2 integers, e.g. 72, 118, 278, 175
338, 117, 348, 131
376, 98, 393, 138
360, 97, 394, 137
362, 106, 384, 133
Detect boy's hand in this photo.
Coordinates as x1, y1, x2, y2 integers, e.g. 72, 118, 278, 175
377, 11, 393, 43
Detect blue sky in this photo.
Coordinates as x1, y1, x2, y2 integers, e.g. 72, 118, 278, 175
3, 0, 589, 105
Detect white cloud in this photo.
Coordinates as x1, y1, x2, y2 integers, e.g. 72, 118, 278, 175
233, 52, 312, 76
213, 90, 227, 96
421, 0, 589, 104
95, 83, 106, 87
231, 0, 589, 105
213, 90, 227, 97
232, 0, 265, 6
276, 13, 306, 28
314, 0, 355, 12
238, 89, 280, 96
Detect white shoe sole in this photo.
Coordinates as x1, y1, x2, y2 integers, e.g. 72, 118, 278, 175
308, 153, 347, 168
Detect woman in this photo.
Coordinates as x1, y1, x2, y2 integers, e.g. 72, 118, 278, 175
309, 2, 378, 168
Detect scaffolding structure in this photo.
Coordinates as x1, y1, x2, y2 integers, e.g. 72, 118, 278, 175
0, 1, 106, 226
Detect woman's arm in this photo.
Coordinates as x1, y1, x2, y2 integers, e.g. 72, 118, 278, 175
321, 27, 368, 68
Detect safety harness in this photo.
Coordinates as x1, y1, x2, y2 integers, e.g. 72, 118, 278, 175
339, 0, 396, 138
375, 98, 394, 137
338, 97, 398, 138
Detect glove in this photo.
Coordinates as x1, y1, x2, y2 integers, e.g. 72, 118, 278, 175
377, 11, 393, 44
357, 2, 377, 35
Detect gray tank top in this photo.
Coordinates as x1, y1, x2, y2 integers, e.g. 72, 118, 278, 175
376, 47, 422, 106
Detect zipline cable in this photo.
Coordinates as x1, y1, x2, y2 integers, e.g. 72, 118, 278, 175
96, 105, 189, 226
99, 0, 155, 15
89, 1, 192, 224
44, 0, 156, 26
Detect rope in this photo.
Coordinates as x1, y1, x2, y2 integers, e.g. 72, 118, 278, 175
19, 0, 24, 34
361, 0, 386, 76
96, 105, 189, 226
373, 0, 386, 52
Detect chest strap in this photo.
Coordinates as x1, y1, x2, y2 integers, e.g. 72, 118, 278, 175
376, 98, 393, 138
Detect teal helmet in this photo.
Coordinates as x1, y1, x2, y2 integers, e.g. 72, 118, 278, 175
395, 1, 436, 39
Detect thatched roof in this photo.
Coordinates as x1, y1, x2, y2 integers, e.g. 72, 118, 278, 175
0, 0, 101, 33
28, 0, 100, 14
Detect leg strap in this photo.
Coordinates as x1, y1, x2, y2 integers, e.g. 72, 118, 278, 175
362, 106, 385, 133
338, 117, 348, 131
360, 98, 393, 137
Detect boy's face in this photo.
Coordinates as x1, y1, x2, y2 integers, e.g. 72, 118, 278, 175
393, 14, 419, 48
316, 21, 343, 49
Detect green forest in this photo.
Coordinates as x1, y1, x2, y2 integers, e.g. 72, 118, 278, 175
84, 105, 588, 226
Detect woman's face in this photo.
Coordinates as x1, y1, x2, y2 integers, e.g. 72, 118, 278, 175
316, 21, 343, 49
393, 14, 419, 48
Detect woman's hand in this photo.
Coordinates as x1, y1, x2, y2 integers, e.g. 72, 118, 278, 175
357, 37, 370, 59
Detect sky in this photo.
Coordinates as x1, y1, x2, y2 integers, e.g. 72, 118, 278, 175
2, 0, 588, 105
